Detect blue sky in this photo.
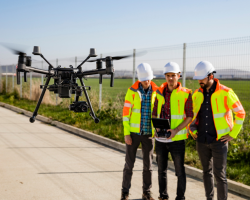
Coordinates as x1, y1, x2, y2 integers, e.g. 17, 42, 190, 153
0, 0, 250, 64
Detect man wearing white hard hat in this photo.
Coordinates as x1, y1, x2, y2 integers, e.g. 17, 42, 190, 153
189, 61, 245, 200
121, 63, 158, 200
152, 62, 193, 200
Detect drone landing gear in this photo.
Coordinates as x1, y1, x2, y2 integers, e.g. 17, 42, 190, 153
30, 76, 51, 123
79, 78, 100, 123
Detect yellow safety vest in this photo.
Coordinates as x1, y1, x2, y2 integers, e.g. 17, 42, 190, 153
123, 81, 158, 136
155, 82, 192, 141
189, 78, 245, 140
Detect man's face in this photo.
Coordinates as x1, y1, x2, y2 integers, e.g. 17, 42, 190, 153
165, 73, 179, 86
141, 80, 151, 89
198, 77, 210, 89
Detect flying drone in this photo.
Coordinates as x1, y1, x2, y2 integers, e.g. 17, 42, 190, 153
5, 45, 132, 123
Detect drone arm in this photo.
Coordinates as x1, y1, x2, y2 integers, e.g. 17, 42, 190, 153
39, 54, 54, 69
80, 68, 114, 87
80, 69, 107, 76
30, 76, 51, 123
77, 55, 91, 70
77, 48, 97, 70
25, 66, 51, 75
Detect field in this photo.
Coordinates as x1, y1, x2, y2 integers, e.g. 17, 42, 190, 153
0, 77, 250, 185
1, 76, 249, 110
80, 78, 250, 115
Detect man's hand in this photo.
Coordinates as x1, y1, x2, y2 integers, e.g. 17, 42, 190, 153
167, 128, 178, 140
220, 135, 234, 144
125, 135, 132, 145
190, 132, 198, 140
153, 128, 160, 138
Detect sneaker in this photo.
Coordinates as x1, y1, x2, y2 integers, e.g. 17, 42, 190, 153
142, 191, 155, 200
121, 192, 129, 200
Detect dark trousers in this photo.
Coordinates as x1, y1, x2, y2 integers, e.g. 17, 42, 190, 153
155, 140, 186, 200
122, 133, 154, 193
196, 140, 228, 200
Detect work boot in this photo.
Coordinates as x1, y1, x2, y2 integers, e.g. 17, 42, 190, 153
158, 196, 168, 200
121, 192, 129, 200
142, 191, 155, 200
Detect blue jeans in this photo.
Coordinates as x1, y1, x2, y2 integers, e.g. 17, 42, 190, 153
155, 140, 186, 200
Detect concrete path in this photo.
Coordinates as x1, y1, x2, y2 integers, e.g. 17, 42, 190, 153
0, 106, 248, 200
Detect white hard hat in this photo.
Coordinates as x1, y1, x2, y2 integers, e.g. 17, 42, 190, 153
193, 61, 216, 80
163, 62, 181, 74
136, 63, 153, 81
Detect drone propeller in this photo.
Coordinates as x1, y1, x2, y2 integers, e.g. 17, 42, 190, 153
0, 42, 29, 55
87, 55, 132, 62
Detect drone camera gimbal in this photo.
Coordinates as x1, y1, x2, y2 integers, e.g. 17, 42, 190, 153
16, 46, 115, 124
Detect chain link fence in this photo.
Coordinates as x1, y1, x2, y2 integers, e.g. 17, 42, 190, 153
0, 36, 250, 119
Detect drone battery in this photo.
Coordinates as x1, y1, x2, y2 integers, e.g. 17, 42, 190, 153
58, 86, 71, 98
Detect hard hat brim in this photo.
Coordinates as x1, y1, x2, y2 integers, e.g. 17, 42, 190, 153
193, 75, 207, 80
164, 70, 181, 74
138, 74, 153, 82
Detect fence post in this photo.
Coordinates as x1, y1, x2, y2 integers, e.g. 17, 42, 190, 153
75, 56, 77, 68
12, 65, 14, 92
30, 72, 32, 100
132, 49, 136, 84
182, 43, 186, 87
99, 54, 102, 110
56, 58, 58, 105
6, 66, 8, 93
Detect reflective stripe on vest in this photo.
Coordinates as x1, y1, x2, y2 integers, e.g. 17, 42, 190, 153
214, 113, 225, 118
132, 108, 140, 113
172, 114, 186, 119
123, 117, 130, 121
235, 120, 244, 125
124, 102, 132, 108
217, 127, 231, 135
214, 111, 230, 118
233, 105, 243, 112
176, 129, 187, 136
130, 123, 140, 128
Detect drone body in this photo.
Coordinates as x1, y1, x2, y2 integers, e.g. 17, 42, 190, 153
14, 46, 118, 123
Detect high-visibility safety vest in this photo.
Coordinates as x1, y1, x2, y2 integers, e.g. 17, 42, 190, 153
123, 81, 158, 136
189, 78, 245, 140
155, 82, 192, 141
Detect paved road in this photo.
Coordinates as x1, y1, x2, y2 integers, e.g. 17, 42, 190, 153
0, 106, 248, 200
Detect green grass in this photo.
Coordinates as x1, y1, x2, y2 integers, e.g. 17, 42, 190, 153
0, 93, 125, 143
1, 77, 250, 186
